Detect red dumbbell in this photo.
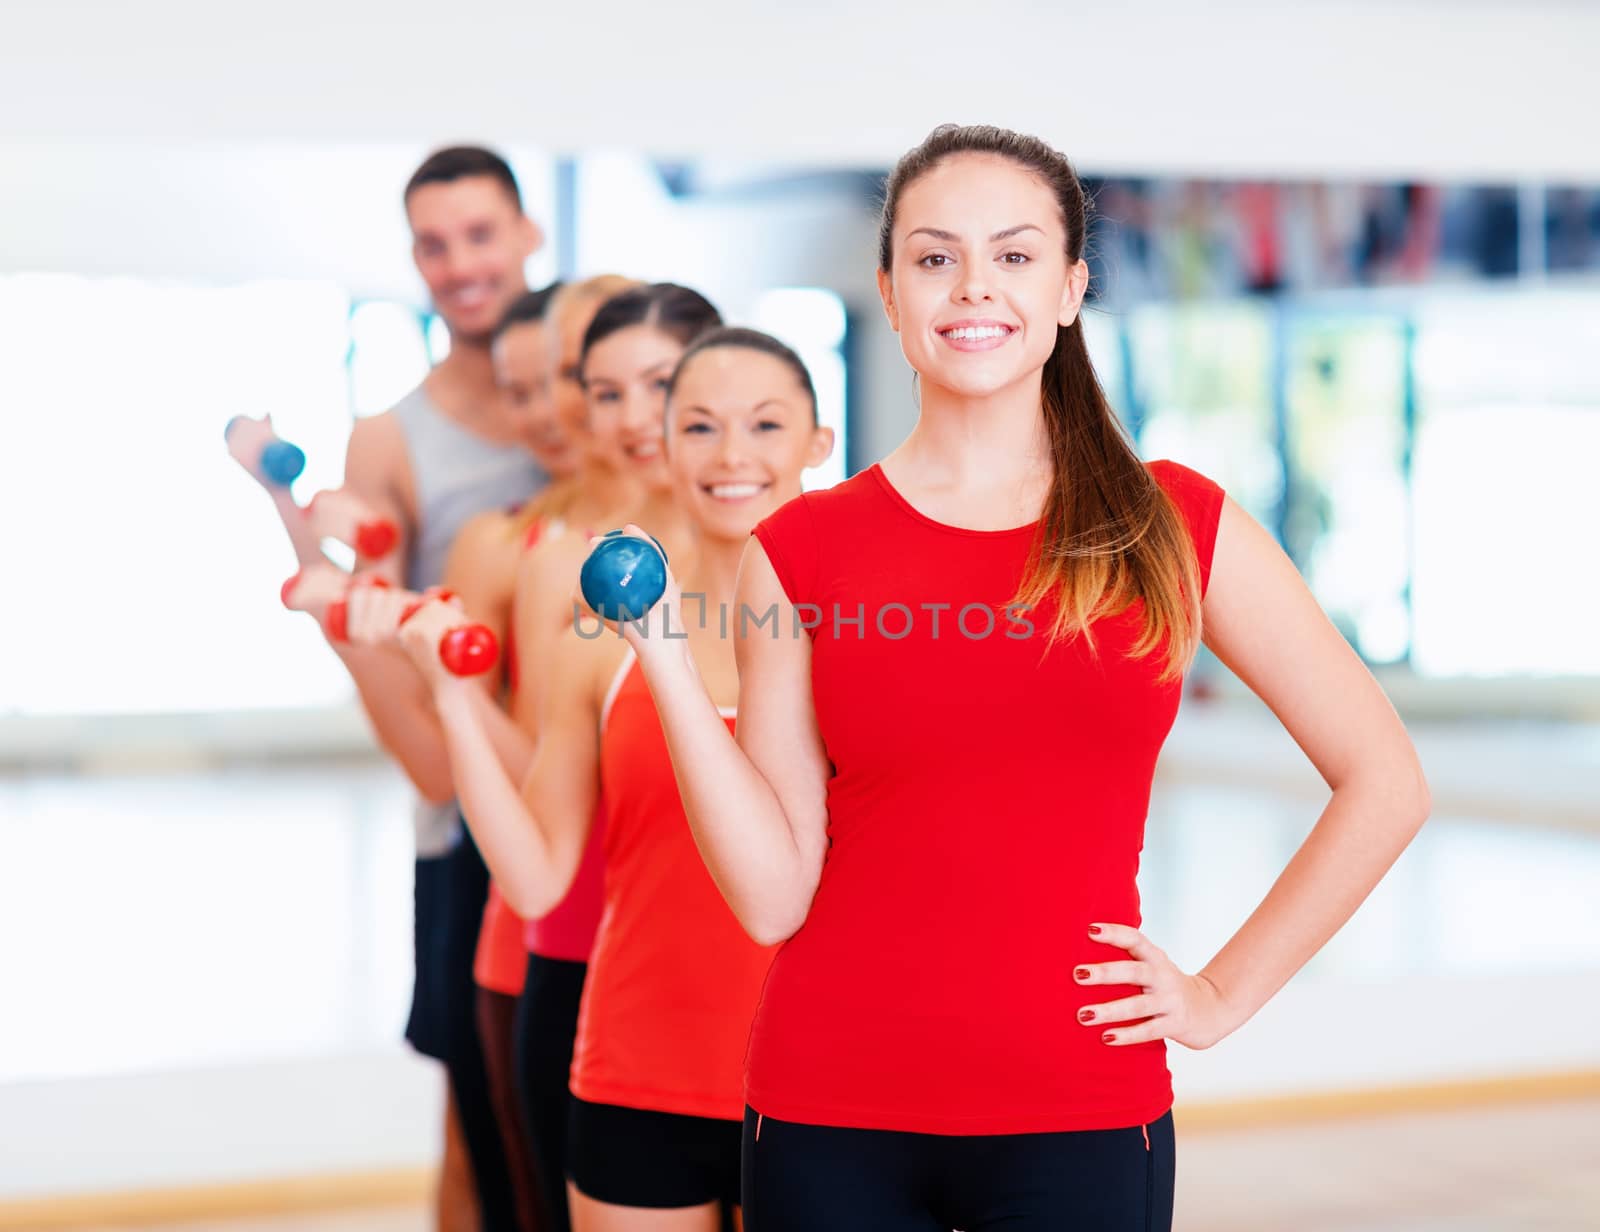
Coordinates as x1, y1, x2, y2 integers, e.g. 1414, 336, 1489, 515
399, 587, 456, 623
399, 588, 500, 678
438, 626, 500, 676
281, 567, 390, 641
305, 489, 399, 561
324, 577, 393, 643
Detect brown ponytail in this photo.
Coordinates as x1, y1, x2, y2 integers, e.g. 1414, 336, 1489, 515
880, 125, 1201, 681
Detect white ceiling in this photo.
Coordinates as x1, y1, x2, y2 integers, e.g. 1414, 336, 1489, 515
5, 0, 1598, 180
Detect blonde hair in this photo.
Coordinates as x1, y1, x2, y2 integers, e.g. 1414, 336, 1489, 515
547, 274, 641, 339
510, 273, 643, 541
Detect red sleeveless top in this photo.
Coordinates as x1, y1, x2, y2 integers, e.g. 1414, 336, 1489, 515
744, 460, 1225, 1135
474, 885, 527, 995
570, 654, 777, 1120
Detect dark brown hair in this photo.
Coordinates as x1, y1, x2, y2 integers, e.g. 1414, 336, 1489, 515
879, 124, 1201, 680
404, 146, 521, 208
669, 326, 818, 424
492, 281, 563, 342
579, 284, 722, 380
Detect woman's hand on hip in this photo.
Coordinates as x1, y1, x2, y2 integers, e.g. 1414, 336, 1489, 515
1073, 922, 1235, 1051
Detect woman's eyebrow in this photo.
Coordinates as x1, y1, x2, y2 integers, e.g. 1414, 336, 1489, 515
907, 223, 1043, 243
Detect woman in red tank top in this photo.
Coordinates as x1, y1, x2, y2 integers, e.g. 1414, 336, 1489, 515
503, 279, 698, 1232
491, 276, 639, 1232
428, 282, 713, 1232
403, 316, 833, 1229
617, 126, 1432, 1231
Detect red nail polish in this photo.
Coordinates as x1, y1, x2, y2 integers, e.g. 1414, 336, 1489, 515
1078, 1009, 1096, 1024
1088, 925, 1103, 937
1102, 1032, 1117, 1044
1074, 967, 1090, 981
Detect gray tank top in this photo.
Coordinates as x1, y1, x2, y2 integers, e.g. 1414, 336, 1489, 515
392, 384, 547, 590
391, 384, 547, 855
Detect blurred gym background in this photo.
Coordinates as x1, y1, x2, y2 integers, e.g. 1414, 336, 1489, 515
2, 3, 1596, 1229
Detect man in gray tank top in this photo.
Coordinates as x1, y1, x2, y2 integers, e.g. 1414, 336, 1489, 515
348, 147, 544, 1232
238, 146, 545, 1232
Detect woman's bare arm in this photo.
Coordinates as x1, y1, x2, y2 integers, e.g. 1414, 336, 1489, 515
1079, 496, 1432, 1048
632, 540, 832, 945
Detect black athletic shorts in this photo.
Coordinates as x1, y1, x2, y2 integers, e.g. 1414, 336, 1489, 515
404, 832, 489, 1061
568, 1095, 741, 1210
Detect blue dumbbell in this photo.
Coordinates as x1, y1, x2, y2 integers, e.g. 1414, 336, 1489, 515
579, 530, 668, 623
225, 417, 306, 486
260, 441, 307, 486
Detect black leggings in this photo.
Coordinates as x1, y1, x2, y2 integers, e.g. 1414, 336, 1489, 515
741, 1108, 1175, 1232
512, 953, 587, 1232
476, 987, 544, 1232
407, 832, 519, 1232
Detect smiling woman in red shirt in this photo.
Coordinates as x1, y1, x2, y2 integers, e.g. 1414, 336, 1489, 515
622, 124, 1431, 1232
399, 306, 834, 1231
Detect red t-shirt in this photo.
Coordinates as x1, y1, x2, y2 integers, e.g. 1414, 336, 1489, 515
745, 459, 1224, 1135
570, 655, 777, 1121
